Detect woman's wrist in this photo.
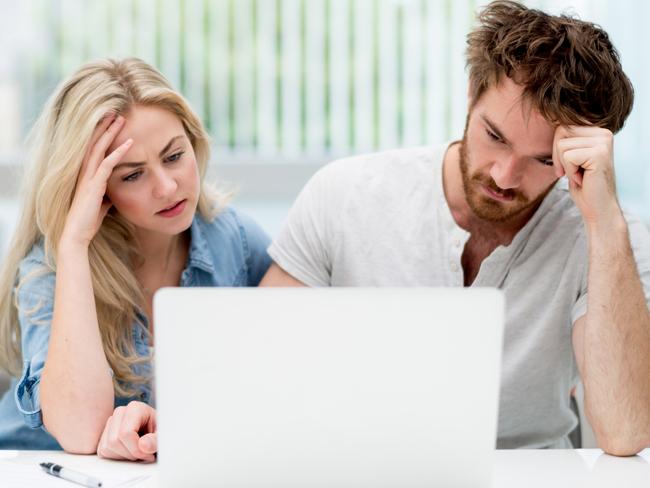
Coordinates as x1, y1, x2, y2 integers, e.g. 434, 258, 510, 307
57, 233, 91, 257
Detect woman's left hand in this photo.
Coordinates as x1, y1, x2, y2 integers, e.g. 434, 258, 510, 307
97, 401, 157, 462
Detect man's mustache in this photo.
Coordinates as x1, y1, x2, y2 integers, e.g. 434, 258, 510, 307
470, 174, 525, 202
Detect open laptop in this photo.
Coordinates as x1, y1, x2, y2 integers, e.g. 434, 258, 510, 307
154, 287, 504, 487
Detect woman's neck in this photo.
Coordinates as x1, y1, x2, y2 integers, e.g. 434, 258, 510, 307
134, 229, 188, 270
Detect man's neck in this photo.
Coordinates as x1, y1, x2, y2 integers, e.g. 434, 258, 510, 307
441, 141, 533, 246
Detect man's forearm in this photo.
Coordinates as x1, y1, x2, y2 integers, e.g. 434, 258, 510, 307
583, 213, 650, 454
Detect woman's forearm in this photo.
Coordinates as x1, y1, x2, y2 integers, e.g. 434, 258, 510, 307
40, 240, 114, 453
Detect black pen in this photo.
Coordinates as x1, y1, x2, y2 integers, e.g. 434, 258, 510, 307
40, 462, 103, 488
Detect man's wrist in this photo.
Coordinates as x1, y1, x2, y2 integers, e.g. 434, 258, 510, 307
585, 204, 627, 239
585, 212, 630, 257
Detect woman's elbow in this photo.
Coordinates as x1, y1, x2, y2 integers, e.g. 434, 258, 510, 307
42, 403, 112, 454
58, 433, 101, 455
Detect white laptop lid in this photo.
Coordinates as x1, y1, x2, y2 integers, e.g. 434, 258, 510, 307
154, 287, 504, 488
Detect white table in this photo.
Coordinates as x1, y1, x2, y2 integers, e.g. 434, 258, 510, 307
2, 448, 650, 487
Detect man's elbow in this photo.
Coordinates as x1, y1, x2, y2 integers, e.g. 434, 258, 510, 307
259, 263, 307, 287
592, 423, 649, 457
598, 435, 647, 457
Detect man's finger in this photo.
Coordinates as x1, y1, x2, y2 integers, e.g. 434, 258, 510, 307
552, 137, 565, 178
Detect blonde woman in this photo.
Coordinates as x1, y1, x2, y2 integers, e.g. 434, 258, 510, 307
0, 58, 271, 457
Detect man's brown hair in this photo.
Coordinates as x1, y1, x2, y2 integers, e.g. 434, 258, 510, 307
466, 0, 634, 133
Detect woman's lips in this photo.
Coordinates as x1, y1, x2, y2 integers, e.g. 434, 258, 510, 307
156, 199, 187, 217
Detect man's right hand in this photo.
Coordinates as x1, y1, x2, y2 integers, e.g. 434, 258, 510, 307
97, 401, 157, 463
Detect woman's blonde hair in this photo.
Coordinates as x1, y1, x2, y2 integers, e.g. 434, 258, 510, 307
0, 58, 227, 396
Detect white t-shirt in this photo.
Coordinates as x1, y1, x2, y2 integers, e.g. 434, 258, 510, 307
268, 143, 650, 449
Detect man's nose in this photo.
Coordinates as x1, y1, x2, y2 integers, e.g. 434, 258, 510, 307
489, 154, 525, 190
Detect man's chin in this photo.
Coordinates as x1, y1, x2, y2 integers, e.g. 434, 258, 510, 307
468, 196, 530, 223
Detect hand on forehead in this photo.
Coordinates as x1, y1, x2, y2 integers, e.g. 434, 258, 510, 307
106, 106, 186, 159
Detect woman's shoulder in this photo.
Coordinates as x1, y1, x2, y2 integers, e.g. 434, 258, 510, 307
16, 241, 55, 300
189, 207, 271, 285
194, 206, 269, 249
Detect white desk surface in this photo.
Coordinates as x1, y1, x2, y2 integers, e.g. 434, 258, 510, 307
1, 448, 649, 487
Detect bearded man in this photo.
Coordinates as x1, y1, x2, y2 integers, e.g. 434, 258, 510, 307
261, 1, 650, 455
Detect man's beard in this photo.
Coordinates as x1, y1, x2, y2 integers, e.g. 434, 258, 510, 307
458, 131, 553, 224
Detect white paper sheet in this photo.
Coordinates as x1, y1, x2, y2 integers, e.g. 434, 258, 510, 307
0, 458, 152, 488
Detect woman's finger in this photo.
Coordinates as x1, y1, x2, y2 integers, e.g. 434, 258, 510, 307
86, 113, 116, 158
116, 402, 156, 461
85, 116, 127, 177
106, 407, 138, 461
139, 432, 157, 455
94, 138, 133, 182
78, 114, 116, 183
97, 415, 125, 460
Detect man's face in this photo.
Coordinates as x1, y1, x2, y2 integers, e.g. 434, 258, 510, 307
459, 77, 559, 223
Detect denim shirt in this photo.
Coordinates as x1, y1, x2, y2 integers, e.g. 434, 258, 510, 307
0, 207, 271, 449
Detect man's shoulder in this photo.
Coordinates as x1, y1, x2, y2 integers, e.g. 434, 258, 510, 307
310, 145, 446, 198
324, 145, 443, 174
531, 185, 650, 255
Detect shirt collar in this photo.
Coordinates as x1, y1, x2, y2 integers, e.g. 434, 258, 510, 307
185, 214, 216, 274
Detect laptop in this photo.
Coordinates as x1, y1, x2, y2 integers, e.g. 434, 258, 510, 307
154, 287, 504, 487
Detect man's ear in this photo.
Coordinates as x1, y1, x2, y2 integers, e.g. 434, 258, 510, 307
467, 80, 483, 111
467, 82, 477, 111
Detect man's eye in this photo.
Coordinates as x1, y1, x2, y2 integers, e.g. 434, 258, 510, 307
538, 158, 554, 167
123, 171, 142, 182
486, 129, 501, 142
166, 151, 184, 163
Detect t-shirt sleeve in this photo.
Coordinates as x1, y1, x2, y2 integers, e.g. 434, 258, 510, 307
236, 211, 272, 286
13, 262, 56, 429
571, 215, 650, 324
267, 164, 340, 287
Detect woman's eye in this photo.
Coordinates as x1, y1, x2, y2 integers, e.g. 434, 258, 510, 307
123, 171, 142, 182
538, 158, 554, 167
166, 151, 184, 163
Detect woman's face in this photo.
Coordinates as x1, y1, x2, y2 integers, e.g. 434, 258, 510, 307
106, 105, 200, 237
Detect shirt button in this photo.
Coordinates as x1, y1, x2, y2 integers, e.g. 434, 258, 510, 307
450, 262, 459, 272
453, 239, 461, 248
